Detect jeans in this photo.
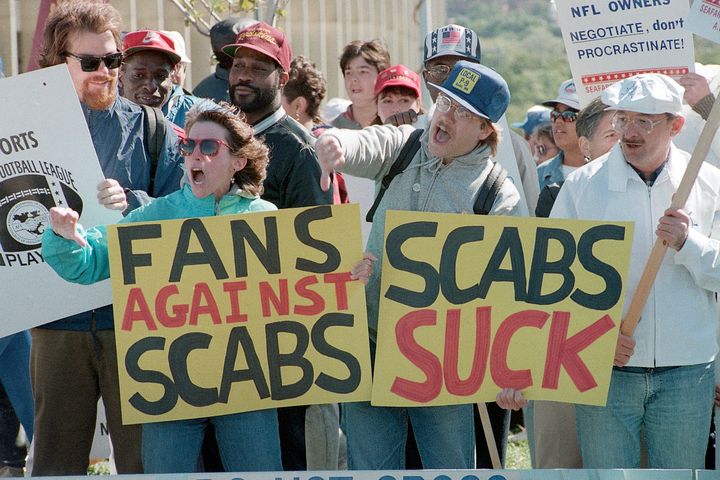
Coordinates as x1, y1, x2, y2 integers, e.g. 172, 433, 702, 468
142, 409, 282, 473
342, 401, 474, 469
576, 362, 714, 469
0, 332, 33, 443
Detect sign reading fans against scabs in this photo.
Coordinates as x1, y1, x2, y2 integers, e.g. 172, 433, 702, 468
372, 211, 634, 408
0, 65, 120, 338
555, 0, 694, 106
107, 204, 372, 424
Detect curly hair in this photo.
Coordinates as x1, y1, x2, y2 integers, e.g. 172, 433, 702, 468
184, 103, 269, 197
39, 1, 123, 68
338, 39, 391, 75
283, 56, 327, 125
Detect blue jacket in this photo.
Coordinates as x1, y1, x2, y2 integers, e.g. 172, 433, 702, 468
42, 184, 276, 288
536, 151, 566, 191
41, 95, 185, 330
192, 66, 230, 103
163, 85, 204, 129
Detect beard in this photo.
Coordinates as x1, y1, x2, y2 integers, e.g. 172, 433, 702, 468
229, 81, 278, 114
81, 74, 118, 110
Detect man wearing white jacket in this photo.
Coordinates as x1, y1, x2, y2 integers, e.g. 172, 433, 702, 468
551, 73, 720, 468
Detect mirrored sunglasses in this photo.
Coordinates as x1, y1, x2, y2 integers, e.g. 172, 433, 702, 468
65, 52, 123, 72
550, 110, 578, 123
179, 138, 232, 157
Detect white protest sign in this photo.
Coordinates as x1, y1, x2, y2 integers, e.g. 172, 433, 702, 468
0, 65, 121, 337
496, 115, 529, 214
555, 0, 694, 106
687, 0, 720, 43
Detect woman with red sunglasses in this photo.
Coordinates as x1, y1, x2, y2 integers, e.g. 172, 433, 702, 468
42, 101, 375, 473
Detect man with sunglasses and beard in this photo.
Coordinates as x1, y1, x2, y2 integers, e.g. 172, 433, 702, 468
223, 22, 333, 471
32, 1, 183, 475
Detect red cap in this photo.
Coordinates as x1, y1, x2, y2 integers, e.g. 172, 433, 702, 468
221, 22, 292, 72
374, 65, 421, 99
122, 30, 181, 64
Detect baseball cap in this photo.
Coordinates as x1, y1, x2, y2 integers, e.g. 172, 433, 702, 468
602, 73, 684, 115
424, 24, 481, 64
429, 61, 510, 123
512, 105, 551, 135
222, 22, 292, 72
374, 65, 421, 98
162, 30, 191, 63
122, 30, 181, 65
542, 79, 580, 110
210, 18, 257, 53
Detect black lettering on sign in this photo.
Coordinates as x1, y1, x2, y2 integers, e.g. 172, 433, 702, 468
384, 221, 440, 308
117, 224, 162, 285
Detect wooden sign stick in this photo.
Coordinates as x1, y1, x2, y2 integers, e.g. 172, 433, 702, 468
621, 93, 720, 336
476, 402, 502, 469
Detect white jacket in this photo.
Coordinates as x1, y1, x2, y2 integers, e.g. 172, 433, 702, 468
551, 142, 720, 367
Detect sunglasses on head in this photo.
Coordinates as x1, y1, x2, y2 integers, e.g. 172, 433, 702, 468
179, 138, 232, 157
65, 52, 123, 72
550, 110, 578, 123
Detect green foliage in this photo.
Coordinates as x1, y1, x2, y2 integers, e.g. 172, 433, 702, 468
449, 0, 571, 124
448, 0, 720, 125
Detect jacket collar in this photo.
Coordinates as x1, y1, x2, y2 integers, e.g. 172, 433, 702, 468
607, 142, 684, 192
253, 107, 286, 135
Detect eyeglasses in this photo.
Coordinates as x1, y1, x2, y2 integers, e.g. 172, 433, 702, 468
424, 64, 452, 82
65, 52, 122, 72
435, 94, 475, 120
611, 114, 666, 134
179, 138, 232, 157
550, 110, 578, 123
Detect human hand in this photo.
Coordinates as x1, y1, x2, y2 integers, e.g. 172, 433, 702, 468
656, 207, 690, 251
678, 73, 712, 107
49, 207, 87, 247
316, 135, 345, 192
496, 388, 528, 410
350, 252, 377, 284
614, 332, 635, 367
384, 109, 418, 127
97, 178, 127, 211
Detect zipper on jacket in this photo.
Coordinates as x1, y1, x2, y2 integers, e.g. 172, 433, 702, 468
647, 183, 658, 368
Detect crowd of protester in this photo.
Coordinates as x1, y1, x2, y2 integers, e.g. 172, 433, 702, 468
2, 0, 720, 475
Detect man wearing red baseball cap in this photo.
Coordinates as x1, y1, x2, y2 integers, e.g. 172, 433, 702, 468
223, 21, 333, 471
120, 30, 202, 128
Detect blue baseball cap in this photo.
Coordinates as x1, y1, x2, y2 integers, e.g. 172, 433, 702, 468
512, 105, 551, 135
429, 61, 510, 122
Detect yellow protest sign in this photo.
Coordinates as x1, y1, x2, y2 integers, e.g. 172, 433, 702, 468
372, 210, 633, 407
107, 204, 372, 425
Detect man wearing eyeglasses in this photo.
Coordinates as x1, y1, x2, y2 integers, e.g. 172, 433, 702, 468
31, 2, 184, 475
315, 61, 526, 470
500, 73, 720, 469
421, 24, 539, 219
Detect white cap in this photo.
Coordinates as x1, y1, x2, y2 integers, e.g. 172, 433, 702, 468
423, 24, 481, 64
161, 30, 191, 63
542, 78, 580, 110
602, 73, 684, 115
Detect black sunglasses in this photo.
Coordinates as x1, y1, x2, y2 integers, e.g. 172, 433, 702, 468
179, 138, 232, 157
550, 110, 578, 123
65, 52, 123, 72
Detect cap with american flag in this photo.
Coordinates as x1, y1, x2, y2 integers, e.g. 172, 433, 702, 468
424, 24, 481, 64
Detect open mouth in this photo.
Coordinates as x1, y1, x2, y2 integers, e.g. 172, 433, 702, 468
433, 126, 451, 144
191, 168, 206, 184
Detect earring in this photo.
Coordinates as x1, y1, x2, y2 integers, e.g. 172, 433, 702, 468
295, 110, 301, 121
